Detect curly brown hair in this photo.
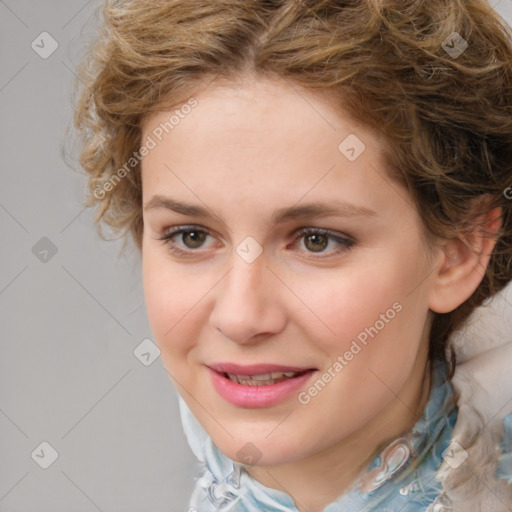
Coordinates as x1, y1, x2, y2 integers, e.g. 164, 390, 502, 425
69, 0, 512, 376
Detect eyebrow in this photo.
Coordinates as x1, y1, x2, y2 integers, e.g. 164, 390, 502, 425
143, 195, 377, 226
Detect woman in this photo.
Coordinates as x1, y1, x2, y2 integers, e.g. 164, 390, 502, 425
71, 0, 512, 509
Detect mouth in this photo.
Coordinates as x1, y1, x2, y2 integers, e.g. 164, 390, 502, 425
206, 362, 318, 408
207, 362, 317, 385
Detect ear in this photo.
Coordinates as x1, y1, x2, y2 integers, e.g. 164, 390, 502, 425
428, 207, 502, 314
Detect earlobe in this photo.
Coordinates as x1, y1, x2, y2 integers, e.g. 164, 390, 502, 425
428, 207, 502, 314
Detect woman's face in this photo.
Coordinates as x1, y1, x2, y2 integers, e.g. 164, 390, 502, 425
140, 78, 440, 467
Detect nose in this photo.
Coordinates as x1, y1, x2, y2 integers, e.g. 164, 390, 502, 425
209, 253, 286, 345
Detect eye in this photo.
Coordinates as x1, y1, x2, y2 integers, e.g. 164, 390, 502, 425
288, 227, 354, 258
157, 225, 215, 257
157, 225, 354, 259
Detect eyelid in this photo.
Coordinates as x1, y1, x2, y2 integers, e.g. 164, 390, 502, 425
291, 226, 354, 245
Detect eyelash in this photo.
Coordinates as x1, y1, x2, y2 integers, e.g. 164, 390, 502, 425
156, 225, 355, 259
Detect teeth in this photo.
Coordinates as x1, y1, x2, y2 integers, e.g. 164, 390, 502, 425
224, 371, 303, 386
249, 373, 274, 381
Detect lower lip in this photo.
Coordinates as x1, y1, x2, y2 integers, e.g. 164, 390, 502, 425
208, 367, 316, 408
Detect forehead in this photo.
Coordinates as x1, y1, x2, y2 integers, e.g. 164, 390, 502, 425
141, 78, 381, 164
139, 78, 408, 220
142, 78, 338, 146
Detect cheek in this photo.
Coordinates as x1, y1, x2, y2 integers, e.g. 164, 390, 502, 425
288, 270, 426, 429
288, 264, 405, 348
142, 251, 203, 352
287, 252, 429, 377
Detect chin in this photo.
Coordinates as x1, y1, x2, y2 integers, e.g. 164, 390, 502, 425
213, 432, 304, 467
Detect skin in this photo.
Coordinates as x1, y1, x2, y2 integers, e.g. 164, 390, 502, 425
139, 77, 499, 512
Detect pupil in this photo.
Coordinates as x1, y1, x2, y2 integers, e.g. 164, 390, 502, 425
305, 234, 327, 252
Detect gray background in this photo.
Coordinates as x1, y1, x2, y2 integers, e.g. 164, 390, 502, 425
1, 1, 511, 511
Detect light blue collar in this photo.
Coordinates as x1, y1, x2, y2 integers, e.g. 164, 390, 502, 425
179, 359, 458, 511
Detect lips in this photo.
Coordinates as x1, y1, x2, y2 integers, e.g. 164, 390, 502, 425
207, 364, 318, 408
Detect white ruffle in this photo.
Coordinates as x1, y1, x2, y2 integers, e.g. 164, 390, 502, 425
435, 283, 512, 510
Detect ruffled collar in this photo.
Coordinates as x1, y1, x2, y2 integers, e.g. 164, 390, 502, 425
179, 358, 458, 511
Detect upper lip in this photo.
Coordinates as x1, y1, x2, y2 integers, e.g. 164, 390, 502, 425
207, 362, 316, 375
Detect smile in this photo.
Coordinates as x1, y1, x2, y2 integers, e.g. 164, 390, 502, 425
208, 366, 317, 408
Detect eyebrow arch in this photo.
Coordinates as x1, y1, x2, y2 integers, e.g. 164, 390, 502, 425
143, 195, 377, 226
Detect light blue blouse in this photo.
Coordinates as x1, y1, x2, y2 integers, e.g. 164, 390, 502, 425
179, 358, 512, 511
